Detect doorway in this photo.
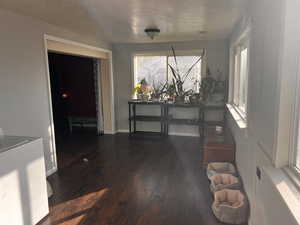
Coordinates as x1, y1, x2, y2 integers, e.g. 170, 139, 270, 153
48, 52, 103, 168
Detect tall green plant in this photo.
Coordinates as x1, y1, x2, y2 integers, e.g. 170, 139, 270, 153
168, 46, 205, 97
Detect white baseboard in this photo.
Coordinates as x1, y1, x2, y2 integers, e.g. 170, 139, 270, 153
117, 129, 199, 137
104, 130, 116, 135
168, 132, 200, 137
117, 129, 130, 133
46, 167, 57, 177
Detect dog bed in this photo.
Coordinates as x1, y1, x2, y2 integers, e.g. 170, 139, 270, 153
212, 189, 248, 224
207, 162, 236, 179
210, 174, 241, 193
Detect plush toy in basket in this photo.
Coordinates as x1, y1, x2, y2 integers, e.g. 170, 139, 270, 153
207, 162, 237, 179
210, 173, 241, 193
212, 189, 248, 224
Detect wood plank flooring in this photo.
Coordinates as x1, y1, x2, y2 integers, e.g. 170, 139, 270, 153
39, 133, 243, 225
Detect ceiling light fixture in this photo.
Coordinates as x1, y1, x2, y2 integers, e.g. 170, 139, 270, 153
144, 28, 160, 40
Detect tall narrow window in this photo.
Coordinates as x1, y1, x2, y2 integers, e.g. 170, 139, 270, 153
231, 40, 249, 118
239, 47, 248, 113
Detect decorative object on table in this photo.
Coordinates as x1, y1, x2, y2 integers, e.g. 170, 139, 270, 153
133, 78, 150, 101
212, 189, 248, 224
151, 82, 167, 101
207, 162, 237, 179
168, 46, 205, 103
209, 174, 241, 193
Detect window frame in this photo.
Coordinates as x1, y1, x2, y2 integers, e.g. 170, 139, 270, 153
289, 65, 300, 174
132, 50, 206, 92
229, 35, 250, 121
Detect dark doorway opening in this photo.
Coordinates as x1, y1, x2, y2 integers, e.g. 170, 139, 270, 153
48, 52, 101, 168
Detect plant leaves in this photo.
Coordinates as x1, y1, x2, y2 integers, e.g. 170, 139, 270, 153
182, 54, 203, 83
168, 64, 180, 81
171, 46, 180, 76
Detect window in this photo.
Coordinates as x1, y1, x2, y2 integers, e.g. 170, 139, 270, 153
293, 82, 300, 171
134, 56, 167, 88
231, 39, 249, 118
168, 56, 202, 91
134, 52, 203, 92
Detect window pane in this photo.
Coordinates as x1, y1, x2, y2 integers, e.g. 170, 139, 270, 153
233, 53, 240, 105
134, 56, 167, 87
168, 56, 201, 92
239, 48, 248, 113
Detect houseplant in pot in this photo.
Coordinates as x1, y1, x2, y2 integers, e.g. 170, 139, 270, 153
199, 67, 217, 103
151, 82, 167, 101
168, 46, 205, 103
133, 78, 150, 101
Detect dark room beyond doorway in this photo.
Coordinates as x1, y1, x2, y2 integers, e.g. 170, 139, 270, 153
48, 52, 102, 168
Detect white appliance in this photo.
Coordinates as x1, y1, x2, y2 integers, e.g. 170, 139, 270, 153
0, 136, 49, 225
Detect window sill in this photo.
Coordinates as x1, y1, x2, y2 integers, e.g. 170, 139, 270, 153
226, 103, 247, 129
264, 166, 300, 224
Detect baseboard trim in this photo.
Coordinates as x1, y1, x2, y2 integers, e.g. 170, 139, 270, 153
117, 129, 130, 133
168, 132, 200, 137
104, 130, 117, 135
116, 129, 199, 137
46, 167, 57, 177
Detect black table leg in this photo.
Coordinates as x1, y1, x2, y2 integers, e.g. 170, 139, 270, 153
129, 103, 132, 133
133, 104, 136, 133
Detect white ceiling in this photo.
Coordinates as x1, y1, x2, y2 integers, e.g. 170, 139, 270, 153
0, 0, 248, 43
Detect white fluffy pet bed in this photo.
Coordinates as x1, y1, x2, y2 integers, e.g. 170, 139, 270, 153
207, 162, 236, 179
210, 174, 241, 193
212, 189, 248, 224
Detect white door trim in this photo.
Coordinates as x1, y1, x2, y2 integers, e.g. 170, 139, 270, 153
43, 34, 115, 175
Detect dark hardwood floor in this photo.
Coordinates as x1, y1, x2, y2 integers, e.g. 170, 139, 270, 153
39, 133, 242, 225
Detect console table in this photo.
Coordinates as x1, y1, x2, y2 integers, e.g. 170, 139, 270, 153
128, 101, 165, 135
128, 100, 226, 136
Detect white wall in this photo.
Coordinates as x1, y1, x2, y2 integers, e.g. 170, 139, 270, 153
228, 0, 300, 224
113, 40, 229, 134
0, 8, 111, 174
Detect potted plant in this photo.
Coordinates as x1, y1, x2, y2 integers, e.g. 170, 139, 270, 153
133, 78, 150, 101
151, 82, 167, 101
168, 46, 205, 103
165, 83, 176, 102
199, 68, 217, 102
